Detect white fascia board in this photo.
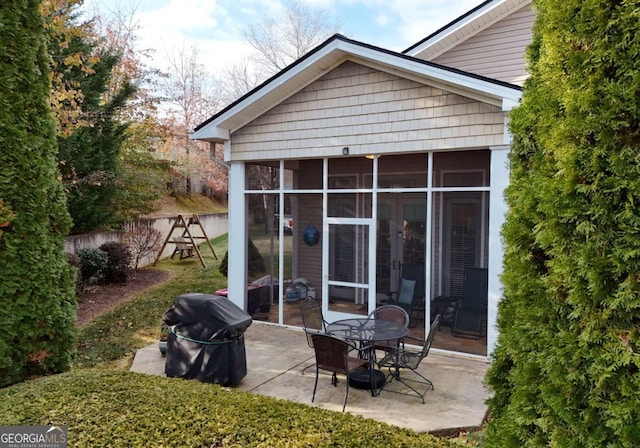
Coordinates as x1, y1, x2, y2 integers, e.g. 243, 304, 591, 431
407, 0, 508, 57
406, 0, 531, 60
502, 96, 521, 111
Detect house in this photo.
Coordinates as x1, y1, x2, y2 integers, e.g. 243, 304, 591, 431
191, 0, 534, 359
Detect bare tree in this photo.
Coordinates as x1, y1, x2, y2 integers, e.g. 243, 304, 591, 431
161, 44, 221, 130
241, 0, 340, 75
220, 0, 340, 102
160, 44, 224, 194
123, 224, 163, 271
220, 58, 263, 106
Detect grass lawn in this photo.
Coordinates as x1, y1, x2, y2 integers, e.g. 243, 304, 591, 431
0, 233, 480, 446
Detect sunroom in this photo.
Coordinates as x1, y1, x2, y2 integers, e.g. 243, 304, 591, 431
192, 35, 521, 358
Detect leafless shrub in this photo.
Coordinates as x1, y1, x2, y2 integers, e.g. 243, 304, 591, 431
123, 224, 163, 271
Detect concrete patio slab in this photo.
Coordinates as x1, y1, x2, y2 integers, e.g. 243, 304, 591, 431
131, 322, 490, 433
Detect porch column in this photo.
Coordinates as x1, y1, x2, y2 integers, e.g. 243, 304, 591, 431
226, 161, 247, 310
487, 145, 510, 356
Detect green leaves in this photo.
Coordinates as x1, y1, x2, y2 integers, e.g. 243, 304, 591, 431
0, 369, 454, 447
486, 1, 640, 446
0, 0, 76, 387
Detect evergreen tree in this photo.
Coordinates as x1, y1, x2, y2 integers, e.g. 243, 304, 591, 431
46, 2, 135, 233
486, 1, 640, 446
54, 39, 135, 233
0, 0, 77, 386
58, 60, 135, 232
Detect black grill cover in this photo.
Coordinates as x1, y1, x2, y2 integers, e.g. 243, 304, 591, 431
163, 293, 252, 385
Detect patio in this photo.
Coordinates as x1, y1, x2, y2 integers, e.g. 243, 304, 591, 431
131, 321, 490, 434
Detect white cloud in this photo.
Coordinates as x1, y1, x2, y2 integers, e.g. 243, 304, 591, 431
333, 0, 483, 50
87, 0, 255, 76
376, 12, 390, 27
84, 0, 485, 78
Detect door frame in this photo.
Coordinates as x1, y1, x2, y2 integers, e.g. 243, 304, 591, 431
376, 194, 427, 296
323, 216, 376, 322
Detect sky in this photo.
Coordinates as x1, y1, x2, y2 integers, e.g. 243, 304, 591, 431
82, 0, 484, 78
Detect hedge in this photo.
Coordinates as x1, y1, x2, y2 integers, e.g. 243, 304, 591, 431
485, 1, 640, 446
0, 0, 76, 387
0, 369, 459, 447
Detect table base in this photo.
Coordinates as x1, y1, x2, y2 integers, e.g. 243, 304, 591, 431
348, 368, 386, 391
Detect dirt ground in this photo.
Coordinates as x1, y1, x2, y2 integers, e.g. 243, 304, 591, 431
76, 269, 170, 326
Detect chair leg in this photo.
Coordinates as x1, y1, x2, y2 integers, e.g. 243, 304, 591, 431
382, 368, 433, 404
312, 365, 320, 403
342, 377, 349, 412
407, 311, 418, 328
394, 370, 433, 404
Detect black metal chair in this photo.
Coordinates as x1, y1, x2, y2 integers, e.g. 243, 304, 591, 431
368, 305, 409, 360
377, 314, 441, 403
451, 267, 488, 339
310, 333, 371, 412
300, 300, 328, 374
388, 263, 425, 328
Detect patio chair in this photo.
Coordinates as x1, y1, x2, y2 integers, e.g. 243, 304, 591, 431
451, 267, 488, 339
310, 333, 371, 412
377, 314, 441, 403
388, 263, 425, 328
368, 305, 409, 359
300, 300, 328, 374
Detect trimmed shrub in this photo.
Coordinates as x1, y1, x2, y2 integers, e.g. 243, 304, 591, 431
99, 241, 131, 284
248, 238, 266, 277
485, 1, 640, 446
219, 250, 228, 277
78, 248, 107, 284
0, 0, 77, 387
0, 369, 455, 447
219, 239, 265, 278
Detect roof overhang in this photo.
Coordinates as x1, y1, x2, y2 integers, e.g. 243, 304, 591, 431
191, 34, 522, 143
403, 0, 532, 60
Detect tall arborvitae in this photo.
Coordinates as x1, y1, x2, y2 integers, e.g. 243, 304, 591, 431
486, 1, 640, 446
0, 0, 77, 386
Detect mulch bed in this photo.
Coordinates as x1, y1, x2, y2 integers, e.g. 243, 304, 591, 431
76, 268, 170, 326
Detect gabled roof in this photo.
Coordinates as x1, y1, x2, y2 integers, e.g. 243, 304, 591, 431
192, 34, 521, 142
403, 0, 532, 60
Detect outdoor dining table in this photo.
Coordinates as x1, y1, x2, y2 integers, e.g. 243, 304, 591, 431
326, 317, 409, 397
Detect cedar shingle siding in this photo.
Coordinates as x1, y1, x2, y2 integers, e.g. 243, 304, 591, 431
230, 61, 504, 161
431, 5, 534, 86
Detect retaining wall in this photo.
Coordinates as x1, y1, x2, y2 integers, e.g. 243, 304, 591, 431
64, 213, 228, 268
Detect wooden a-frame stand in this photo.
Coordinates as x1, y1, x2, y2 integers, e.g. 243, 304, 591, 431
154, 214, 217, 268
